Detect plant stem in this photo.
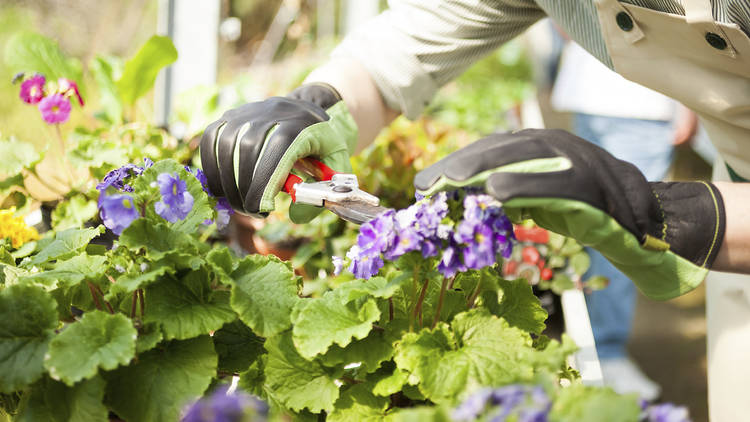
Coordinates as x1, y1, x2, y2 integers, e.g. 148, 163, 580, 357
91, 283, 115, 314
432, 277, 449, 329
447, 276, 456, 291
130, 291, 138, 318
138, 289, 145, 318
388, 297, 394, 322
467, 278, 483, 309
87, 281, 103, 311
412, 279, 429, 329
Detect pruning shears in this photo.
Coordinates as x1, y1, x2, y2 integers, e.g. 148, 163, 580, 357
282, 157, 390, 224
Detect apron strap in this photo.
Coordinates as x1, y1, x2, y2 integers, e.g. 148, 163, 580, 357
593, 0, 645, 44
682, 0, 738, 57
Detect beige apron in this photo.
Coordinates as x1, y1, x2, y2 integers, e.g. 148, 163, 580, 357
592, 0, 750, 419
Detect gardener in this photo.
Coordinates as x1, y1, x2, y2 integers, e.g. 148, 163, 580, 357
200, 1, 750, 419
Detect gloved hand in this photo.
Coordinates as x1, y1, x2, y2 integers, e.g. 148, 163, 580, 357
200, 83, 358, 223
415, 129, 726, 300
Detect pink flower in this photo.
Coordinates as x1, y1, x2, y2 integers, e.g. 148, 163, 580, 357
38, 93, 71, 124
19, 74, 46, 104
58, 78, 84, 106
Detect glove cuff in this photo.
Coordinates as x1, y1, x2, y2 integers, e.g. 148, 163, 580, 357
287, 83, 342, 110
649, 181, 726, 269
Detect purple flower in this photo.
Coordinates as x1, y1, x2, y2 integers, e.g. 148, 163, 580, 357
438, 244, 465, 278
456, 220, 496, 270
144, 158, 154, 168
57, 78, 84, 106
38, 93, 71, 124
97, 164, 144, 194
453, 388, 492, 421
99, 193, 140, 235
358, 210, 395, 254
19, 74, 45, 104
332, 256, 344, 275
182, 386, 268, 422
647, 403, 691, 422
215, 197, 234, 230
154, 172, 194, 223
186, 166, 210, 193
519, 408, 548, 422
346, 245, 384, 279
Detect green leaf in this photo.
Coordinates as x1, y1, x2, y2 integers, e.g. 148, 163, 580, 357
0, 248, 13, 266
16, 375, 108, 422
0, 138, 42, 177
584, 275, 609, 290
569, 251, 591, 276
44, 311, 136, 386
328, 383, 389, 422
206, 246, 237, 286
29, 227, 103, 266
107, 261, 173, 298
394, 308, 549, 404
118, 219, 203, 267
68, 132, 128, 169
20, 254, 108, 290
50, 195, 98, 231
387, 406, 450, 422
213, 320, 265, 373
136, 323, 163, 354
264, 332, 340, 414
89, 55, 123, 123
493, 278, 548, 335
117, 35, 177, 106
372, 368, 409, 397
3, 32, 83, 87
549, 384, 641, 422
230, 254, 300, 338
291, 292, 380, 359
0, 284, 57, 393
319, 326, 396, 374
144, 269, 236, 340
550, 274, 575, 295
105, 336, 217, 422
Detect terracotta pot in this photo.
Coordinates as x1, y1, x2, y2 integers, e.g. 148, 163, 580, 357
231, 214, 301, 261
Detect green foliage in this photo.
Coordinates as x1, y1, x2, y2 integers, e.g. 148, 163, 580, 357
3, 32, 83, 87
0, 284, 57, 393
0, 137, 42, 177
44, 311, 136, 386
549, 384, 641, 422
116, 35, 177, 107
50, 195, 98, 231
15, 376, 108, 422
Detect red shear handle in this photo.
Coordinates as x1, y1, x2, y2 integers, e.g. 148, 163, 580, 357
282, 158, 338, 202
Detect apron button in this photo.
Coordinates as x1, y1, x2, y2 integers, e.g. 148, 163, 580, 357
616, 12, 634, 32
705, 32, 728, 50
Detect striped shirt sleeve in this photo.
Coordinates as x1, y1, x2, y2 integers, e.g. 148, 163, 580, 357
331, 0, 545, 118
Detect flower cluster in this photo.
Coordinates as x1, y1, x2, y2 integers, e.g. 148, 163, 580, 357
452, 385, 551, 422
13, 72, 83, 125
182, 386, 268, 422
0, 208, 39, 249
96, 160, 233, 235
335, 193, 514, 279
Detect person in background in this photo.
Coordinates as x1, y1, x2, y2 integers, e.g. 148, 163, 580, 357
551, 40, 698, 401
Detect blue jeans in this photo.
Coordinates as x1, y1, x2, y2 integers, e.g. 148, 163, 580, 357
574, 113, 674, 359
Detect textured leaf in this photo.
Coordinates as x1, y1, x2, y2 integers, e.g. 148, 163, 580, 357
29, 227, 103, 266
20, 254, 107, 290
0, 284, 57, 393
387, 406, 450, 422
328, 384, 389, 422
16, 375, 108, 422
144, 269, 235, 340
0, 138, 42, 176
264, 332, 340, 414
44, 311, 136, 386
394, 309, 549, 404
105, 336, 217, 422
50, 195, 98, 231
117, 35, 177, 106
3, 32, 83, 88
107, 261, 172, 298
292, 292, 380, 359
118, 220, 201, 263
230, 254, 300, 338
334, 277, 403, 303
89, 55, 123, 123
135, 323, 163, 354
213, 320, 265, 373
493, 278, 548, 335
206, 247, 238, 286
372, 368, 409, 397
549, 384, 641, 422
319, 322, 397, 374
68, 133, 127, 169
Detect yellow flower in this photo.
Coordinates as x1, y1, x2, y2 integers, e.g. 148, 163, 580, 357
0, 208, 39, 249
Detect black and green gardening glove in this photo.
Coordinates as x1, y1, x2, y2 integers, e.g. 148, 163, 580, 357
415, 129, 726, 300
200, 83, 357, 223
